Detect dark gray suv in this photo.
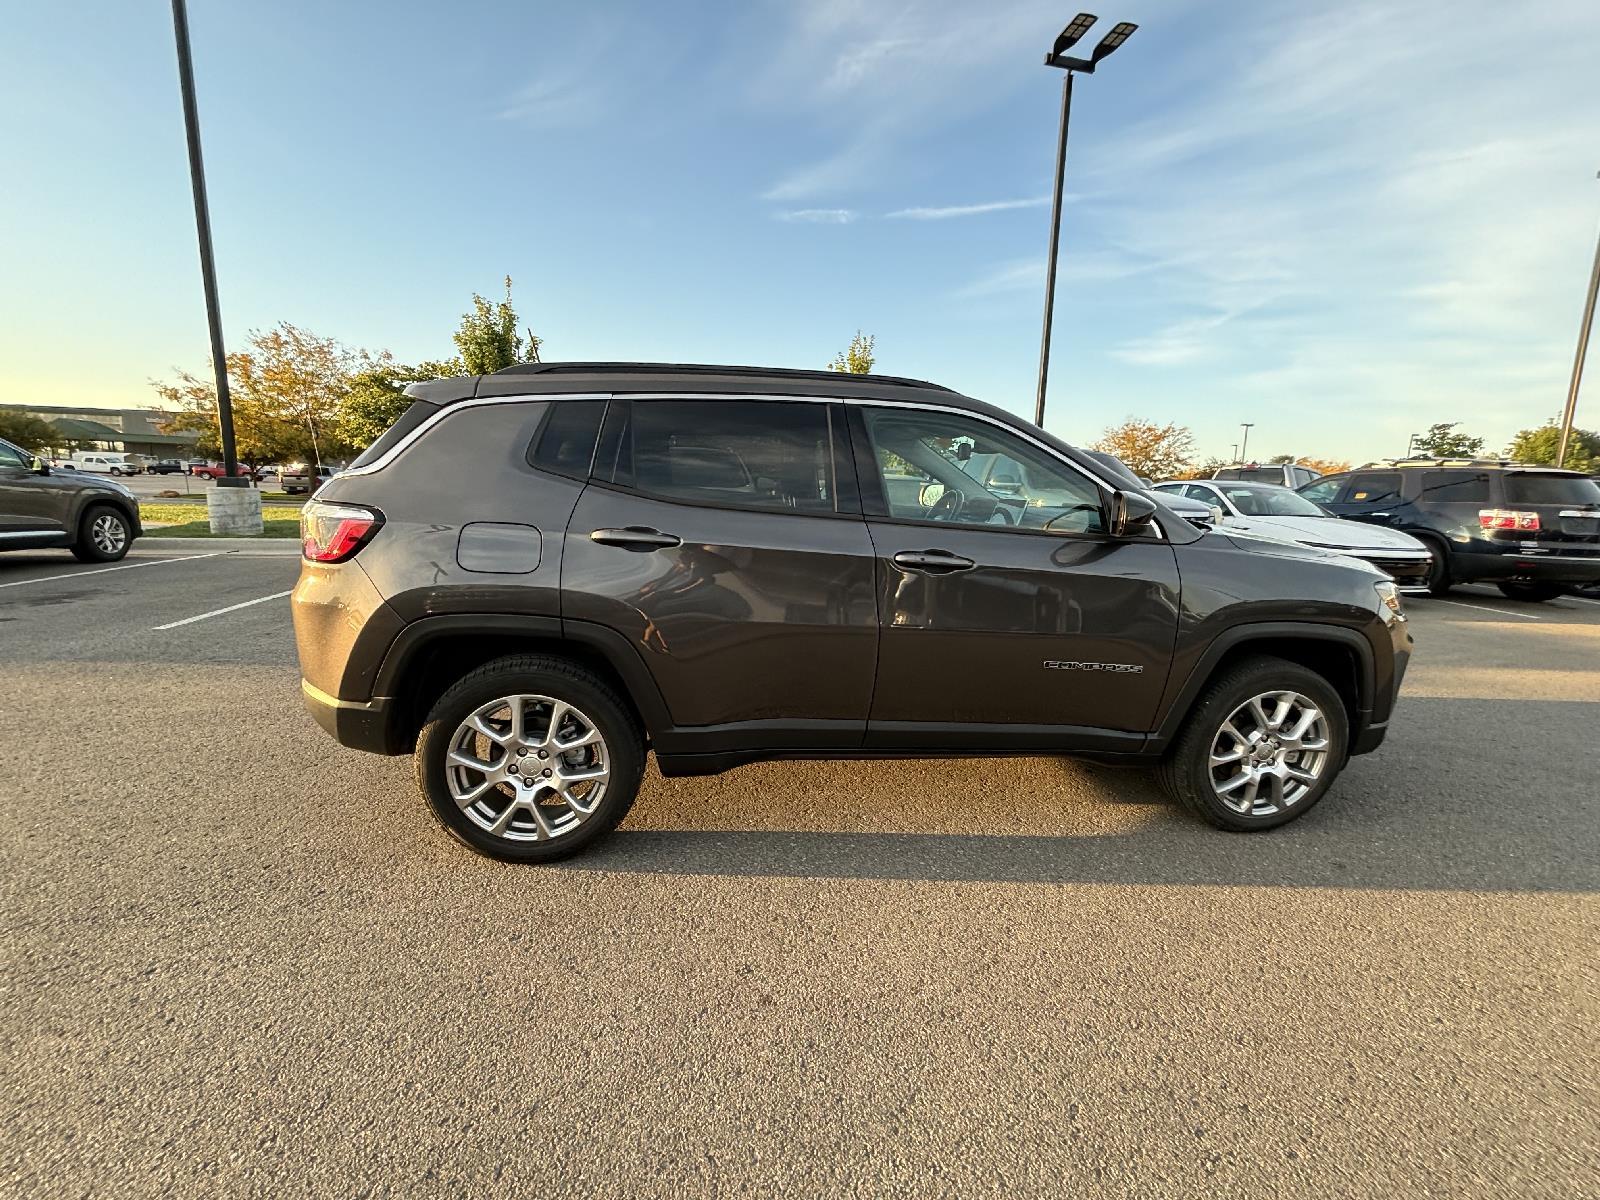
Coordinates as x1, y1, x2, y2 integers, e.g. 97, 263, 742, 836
0, 436, 142, 562
291, 364, 1412, 862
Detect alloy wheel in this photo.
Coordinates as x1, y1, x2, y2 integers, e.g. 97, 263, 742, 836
444, 694, 611, 842
91, 513, 127, 554
1208, 690, 1330, 817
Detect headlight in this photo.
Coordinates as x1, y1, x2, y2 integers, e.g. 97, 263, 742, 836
1373, 580, 1405, 623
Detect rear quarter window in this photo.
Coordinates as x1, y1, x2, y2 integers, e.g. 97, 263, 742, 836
1503, 473, 1600, 506
1418, 470, 1490, 504
529, 399, 606, 479
348, 400, 441, 469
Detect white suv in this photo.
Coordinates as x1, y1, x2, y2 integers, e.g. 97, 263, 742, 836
66, 453, 140, 476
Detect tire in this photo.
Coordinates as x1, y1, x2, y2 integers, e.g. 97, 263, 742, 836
414, 655, 644, 863
1417, 535, 1452, 596
70, 504, 133, 563
109, 467, 123, 476
1156, 655, 1349, 832
1496, 581, 1566, 603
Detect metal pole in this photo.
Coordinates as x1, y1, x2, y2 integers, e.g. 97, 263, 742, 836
1034, 72, 1074, 428
1239, 423, 1254, 463
170, 0, 242, 486
1557, 210, 1600, 467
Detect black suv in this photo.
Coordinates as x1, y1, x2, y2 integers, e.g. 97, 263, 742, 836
291, 364, 1412, 862
0, 436, 142, 562
1299, 460, 1600, 600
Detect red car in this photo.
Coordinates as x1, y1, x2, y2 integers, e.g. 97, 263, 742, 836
189, 463, 258, 481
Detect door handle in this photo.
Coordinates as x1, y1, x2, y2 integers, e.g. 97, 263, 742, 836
590, 526, 682, 551
892, 549, 976, 573
1368, 512, 1391, 519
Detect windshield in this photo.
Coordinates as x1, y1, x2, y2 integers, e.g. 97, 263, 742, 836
1218, 484, 1327, 517
1503, 473, 1600, 506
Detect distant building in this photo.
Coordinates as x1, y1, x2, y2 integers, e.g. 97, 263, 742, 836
0, 403, 199, 458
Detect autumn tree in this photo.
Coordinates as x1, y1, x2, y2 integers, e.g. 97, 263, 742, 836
1092, 418, 1197, 481
156, 323, 376, 469
1411, 422, 1484, 458
1299, 456, 1352, 477
1507, 420, 1600, 473
454, 276, 540, 374
828, 331, 875, 374
0, 410, 61, 452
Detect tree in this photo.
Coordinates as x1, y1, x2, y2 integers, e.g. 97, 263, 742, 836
0, 410, 61, 452
1411, 422, 1484, 458
1092, 418, 1197, 481
1300, 456, 1352, 477
155, 323, 375, 469
1507, 420, 1600, 474
337, 359, 462, 449
828, 331, 875, 374
1168, 457, 1230, 481
454, 276, 540, 374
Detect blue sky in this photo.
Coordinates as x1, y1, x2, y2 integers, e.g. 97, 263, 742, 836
3, 0, 1598, 463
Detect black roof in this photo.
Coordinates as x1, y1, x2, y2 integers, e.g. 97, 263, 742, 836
403, 361, 970, 407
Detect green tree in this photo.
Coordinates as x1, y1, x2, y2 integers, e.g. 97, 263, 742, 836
454, 276, 540, 374
1507, 420, 1600, 473
828, 331, 875, 374
337, 359, 462, 449
0, 410, 61, 452
1411, 422, 1484, 458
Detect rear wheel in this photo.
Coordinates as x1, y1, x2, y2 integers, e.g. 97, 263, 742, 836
70, 504, 132, 563
415, 655, 644, 862
1156, 656, 1349, 831
1496, 581, 1566, 602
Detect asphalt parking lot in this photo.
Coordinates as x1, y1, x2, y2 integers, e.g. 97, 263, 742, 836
2, 549, 1596, 1198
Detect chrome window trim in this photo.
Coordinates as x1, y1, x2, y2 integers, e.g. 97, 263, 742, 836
335, 388, 1120, 497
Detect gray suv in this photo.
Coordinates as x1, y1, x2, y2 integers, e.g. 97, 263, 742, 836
0, 436, 142, 562
291, 364, 1412, 862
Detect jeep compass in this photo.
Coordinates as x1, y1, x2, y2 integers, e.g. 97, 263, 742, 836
291, 364, 1412, 862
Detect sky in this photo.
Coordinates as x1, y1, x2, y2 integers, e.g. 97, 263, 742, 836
3, 0, 1598, 464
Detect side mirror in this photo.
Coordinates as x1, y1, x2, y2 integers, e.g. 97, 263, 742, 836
918, 481, 946, 507
1109, 489, 1159, 537
1208, 504, 1224, 525
30, 456, 49, 476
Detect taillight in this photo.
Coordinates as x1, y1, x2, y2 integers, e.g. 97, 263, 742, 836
301, 500, 383, 563
1478, 508, 1540, 532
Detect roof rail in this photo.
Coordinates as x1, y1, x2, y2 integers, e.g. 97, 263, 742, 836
1358, 456, 1541, 469
489, 361, 957, 392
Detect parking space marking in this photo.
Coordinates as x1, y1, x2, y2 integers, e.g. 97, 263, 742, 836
154, 589, 294, 630
1567, 595, 1600, 607
0, 552, 228, 591
1434, 597, 1543, 621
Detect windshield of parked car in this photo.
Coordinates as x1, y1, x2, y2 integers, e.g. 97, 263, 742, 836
1502, 473, 1600, 506
1218, 484, 1328, 517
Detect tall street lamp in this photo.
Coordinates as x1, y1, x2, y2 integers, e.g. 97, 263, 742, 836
1033, 14, 1138, 428
170, 0, 244, 492
1557, 171, 1600, 468
1239, 422, 1255, 464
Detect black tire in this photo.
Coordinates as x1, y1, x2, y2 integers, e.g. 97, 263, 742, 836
414, 655, 644, 863
1155, 655, 1349, 832
1416, 534, 1452, 596
1496, 581, 1566, 603
69, 504, 133, 563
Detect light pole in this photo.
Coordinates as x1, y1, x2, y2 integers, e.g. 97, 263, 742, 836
1239, 422, 1255, 464
1033, 14, 1138, 428
1557, 171, 1600, 468
170, 0, 244, 492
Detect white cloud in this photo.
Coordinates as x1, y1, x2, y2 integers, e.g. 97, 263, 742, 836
776, 208, 859, 224
954, 258, 1043, 299
887, 197, 1048, 220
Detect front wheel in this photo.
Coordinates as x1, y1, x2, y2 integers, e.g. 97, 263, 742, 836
1497, 582, 1561, 601
70, 504, 132, 563
1156, 656, 1349, 831
415, 655, 644, 862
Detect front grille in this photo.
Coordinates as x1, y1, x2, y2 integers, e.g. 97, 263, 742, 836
1361, 556, 1430, 582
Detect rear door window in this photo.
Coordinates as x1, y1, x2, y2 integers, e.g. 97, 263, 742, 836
610, 399, 838, 515
1418, 470, 1490, 504
1343, 472, 1402, 507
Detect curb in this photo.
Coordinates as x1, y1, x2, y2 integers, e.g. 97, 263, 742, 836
138, 537, 301, 557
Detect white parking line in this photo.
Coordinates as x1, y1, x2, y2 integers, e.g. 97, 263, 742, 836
1567, 595, 1600, 607
154, 589, 294, 630
1434, 598, 1543, 621
0, 552, 228, 590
